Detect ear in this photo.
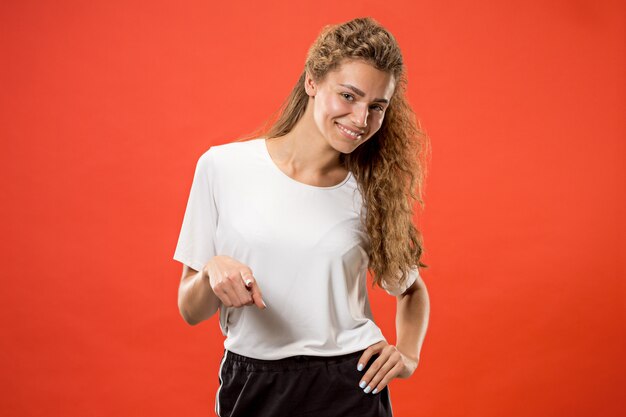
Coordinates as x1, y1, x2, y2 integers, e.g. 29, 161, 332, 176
304, 71, 317, 97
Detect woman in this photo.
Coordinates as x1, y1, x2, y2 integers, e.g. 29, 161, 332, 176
174, 17, 430, 417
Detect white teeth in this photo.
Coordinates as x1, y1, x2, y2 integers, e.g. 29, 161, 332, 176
338, 124, 362, 138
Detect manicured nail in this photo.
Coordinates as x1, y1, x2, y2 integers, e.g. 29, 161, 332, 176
357, 363, 364, 371
372, 388, 378, 394
364, 386, 372, 394
359, 381, 366, 389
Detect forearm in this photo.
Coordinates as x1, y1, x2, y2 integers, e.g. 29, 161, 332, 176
395, 281, 430, 362
178, 268, 221, 325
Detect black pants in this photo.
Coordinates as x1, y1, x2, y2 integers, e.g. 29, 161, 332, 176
215, 349, 394, 417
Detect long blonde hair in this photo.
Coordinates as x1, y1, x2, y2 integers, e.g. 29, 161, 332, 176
238, 17, 430, 291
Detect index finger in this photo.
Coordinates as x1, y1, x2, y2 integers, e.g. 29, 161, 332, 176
357, 341, 385, 371
241, 273, 267, 310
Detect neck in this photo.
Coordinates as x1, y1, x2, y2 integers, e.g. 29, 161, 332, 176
267, 98, 344, 177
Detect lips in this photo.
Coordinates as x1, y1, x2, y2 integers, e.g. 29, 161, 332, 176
336, 123, 364, 140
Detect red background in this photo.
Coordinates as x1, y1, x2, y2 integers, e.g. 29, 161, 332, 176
1, 1, 624, 416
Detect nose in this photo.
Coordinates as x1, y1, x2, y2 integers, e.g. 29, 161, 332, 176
351, 104, 368, 129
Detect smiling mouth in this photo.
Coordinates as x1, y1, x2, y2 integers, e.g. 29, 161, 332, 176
336, 123, 364, 140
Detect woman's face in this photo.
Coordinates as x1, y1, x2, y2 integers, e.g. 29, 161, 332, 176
305, 59, 396, 154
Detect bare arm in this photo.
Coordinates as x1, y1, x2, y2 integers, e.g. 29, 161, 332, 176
356, 273, 430, 394
395, 273, 430, 365
177, 264, 221, 325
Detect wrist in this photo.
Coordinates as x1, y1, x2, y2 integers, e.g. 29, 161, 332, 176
201, 262, 213, 286
396, 344, 419, 363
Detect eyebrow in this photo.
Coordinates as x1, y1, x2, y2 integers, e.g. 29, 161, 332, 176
339, 83, 389, 104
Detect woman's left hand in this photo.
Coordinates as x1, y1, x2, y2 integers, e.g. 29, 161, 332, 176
356, 341, 418, 394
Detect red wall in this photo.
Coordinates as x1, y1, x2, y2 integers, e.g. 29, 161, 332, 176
1, 1, 624, 416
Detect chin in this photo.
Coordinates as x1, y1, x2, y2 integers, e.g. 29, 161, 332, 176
330, 139, 358, 154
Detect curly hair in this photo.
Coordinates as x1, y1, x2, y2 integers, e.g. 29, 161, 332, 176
238, 17, 430, 291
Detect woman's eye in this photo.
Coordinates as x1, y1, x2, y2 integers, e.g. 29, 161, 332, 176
341, 93, 354, 101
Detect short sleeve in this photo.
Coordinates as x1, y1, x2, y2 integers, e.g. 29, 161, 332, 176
382, 265, 420, 296
173, 149, 219, 272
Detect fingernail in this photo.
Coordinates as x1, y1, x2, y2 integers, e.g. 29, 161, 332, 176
372, 388, 378, 394
364, 386, 372, 394
262, 300, 267, 308
245, 279, 252, 287
357, 363, 364, 371
359, 381, 366, 389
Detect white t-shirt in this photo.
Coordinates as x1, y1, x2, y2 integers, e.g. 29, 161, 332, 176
173, 138, 419, 359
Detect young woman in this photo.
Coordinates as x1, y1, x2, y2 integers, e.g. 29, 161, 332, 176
174, 17, 430, 417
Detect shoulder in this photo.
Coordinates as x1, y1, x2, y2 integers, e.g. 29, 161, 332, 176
195, 138, 263, 169
204, 138, 263, 159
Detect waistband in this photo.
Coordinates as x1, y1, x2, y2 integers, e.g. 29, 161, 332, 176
223, 349, 365, 371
